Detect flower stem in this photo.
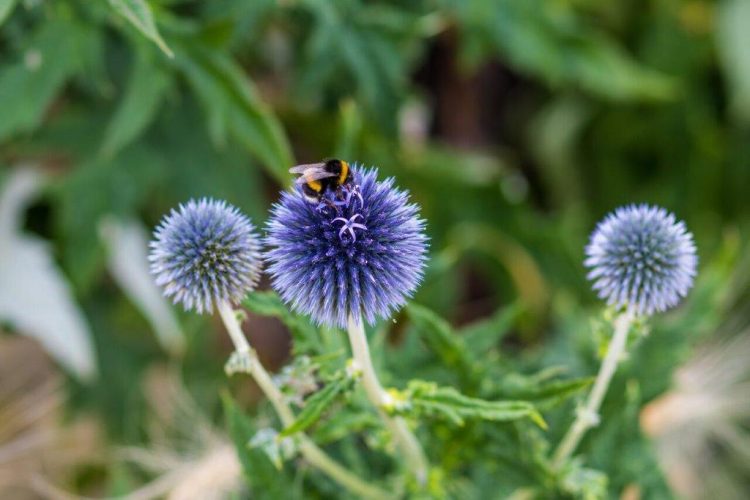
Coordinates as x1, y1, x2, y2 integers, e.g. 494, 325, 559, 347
217, 302, 390, 500
551, 310, 634, 470
346, 315, 429, 485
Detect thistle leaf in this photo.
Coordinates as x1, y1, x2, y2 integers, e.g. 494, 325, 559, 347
407, 380, 544, 427
108, 0, 174, 57
281, 374, 353, 437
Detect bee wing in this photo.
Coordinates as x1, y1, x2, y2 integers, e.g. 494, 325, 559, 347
294, 170, 338, 184
289, 162, 325, 174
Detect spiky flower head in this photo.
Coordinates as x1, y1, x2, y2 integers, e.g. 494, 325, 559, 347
149, 198, 262, 314
265, 166, 428, 328
585, 204, 697, 316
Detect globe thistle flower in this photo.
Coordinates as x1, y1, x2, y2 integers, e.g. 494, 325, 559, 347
149, 198, 262, 314
265, 166, 428, 328
585, 204, 697, 316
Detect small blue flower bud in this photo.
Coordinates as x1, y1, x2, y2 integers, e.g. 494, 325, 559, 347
149, 198, 262, 314
585, 204, 697, 316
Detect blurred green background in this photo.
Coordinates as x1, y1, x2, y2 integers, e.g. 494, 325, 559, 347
1, 0, 749, 498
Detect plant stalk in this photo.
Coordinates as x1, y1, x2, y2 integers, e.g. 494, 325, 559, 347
551, 310, 634, 469
217, 302, 390, 499
346, 314, 429, 484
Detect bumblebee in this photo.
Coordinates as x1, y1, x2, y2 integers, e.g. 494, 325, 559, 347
289, 158, 353, 203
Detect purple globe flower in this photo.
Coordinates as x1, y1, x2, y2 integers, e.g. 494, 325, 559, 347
585, 204, 698, 316
265, 166, 428, 328
149, 198, 262, 314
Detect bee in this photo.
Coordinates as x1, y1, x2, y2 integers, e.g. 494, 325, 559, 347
289, 158, 353, 203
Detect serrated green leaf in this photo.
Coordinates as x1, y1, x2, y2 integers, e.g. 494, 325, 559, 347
407, 380, 542, 427
491, 373, 593, 406
0, 0, 18, 26
281, 374, 353, 437
174, 43, 293, 185
101, 50, 171, 156
108, 0, 174, 57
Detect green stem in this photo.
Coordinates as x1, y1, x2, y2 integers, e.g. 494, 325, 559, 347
346, 315, 429, 484
551, 310, 634, 470
217, 302, 391, 499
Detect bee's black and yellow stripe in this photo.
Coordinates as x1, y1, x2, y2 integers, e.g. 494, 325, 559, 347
338, 161, 349, 186
298, 158, 352, 203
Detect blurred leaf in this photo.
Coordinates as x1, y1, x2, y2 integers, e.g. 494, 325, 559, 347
460, 301, 524, 356
294, 0, 419, 133
243, 291, 324, 355
558, 460, 608, 500
312, 410, 380, 445
0, 0, 18, 26
406, 303, 474, 379
0, 19, 91, 141
107, 0, 174, 57
334, 99, 363, 159
717, 0, 750, 124
222, 394, 295, 498
446, 224, 549, 319
174, 42, 293, 184
406, 380, 544, 427
55, 146, 165, 291
528, 96, 591, 208
0, 168, 97, 379
99, 216, 185, 357
101, 49, 171, 156
491, 373, 593, 407
281, 372, 353, 437
451, 0, 675, 101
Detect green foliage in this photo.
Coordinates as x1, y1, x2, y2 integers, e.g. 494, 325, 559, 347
101, 47, 171, 156
281, 371, 354, 437
223, 394, 300, 498
404, 380, 543, 428
1, 0, 748, 497
107, 0, 173, 57
0, 0, 18, 27
0, 18, 94, 141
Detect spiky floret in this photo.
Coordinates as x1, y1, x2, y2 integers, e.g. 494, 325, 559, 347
265, 167, 428, 328
149, 198, 262, 314
585, 204, 697, 316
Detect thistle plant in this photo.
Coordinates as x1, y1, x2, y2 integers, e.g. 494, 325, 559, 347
266, 166, 430, 482
149, 198, 386, 499
552, 204, 698, 469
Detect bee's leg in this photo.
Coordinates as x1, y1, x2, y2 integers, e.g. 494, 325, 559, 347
316, 197, 338, 214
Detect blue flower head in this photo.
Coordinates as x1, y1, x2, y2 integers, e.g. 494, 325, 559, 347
585, 204, 697, 316
149, 198, 262, 314
265, 166, 428, 328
